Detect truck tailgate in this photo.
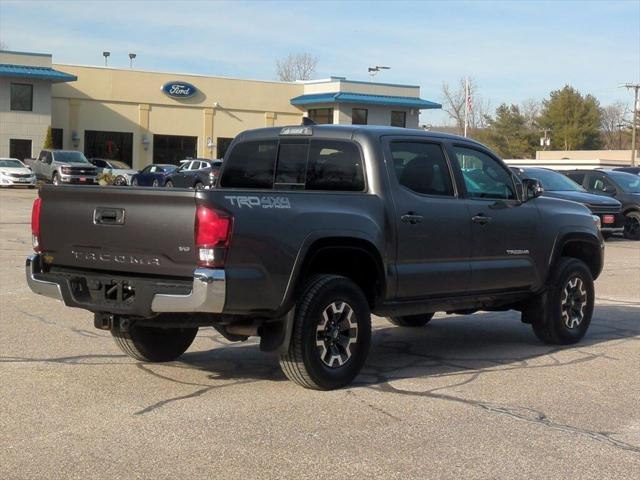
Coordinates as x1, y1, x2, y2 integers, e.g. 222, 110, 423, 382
39, 186, 197, 278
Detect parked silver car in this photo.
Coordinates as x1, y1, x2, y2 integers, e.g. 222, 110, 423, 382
89, 158, 138, 185
0, 158, 36, 188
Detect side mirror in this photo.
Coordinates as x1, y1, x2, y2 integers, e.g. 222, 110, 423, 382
522, 178, 544, 201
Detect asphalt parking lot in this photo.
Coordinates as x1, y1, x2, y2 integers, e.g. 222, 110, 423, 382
1, 187, 639, 479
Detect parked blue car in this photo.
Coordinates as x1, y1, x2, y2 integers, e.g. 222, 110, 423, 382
131, 164, 177, 187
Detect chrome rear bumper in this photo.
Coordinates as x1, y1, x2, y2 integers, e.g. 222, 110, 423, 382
25, 254, 226, 314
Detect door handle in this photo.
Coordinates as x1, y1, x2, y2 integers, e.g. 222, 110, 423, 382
472, 214, 492, 225
401, 213, 424, 225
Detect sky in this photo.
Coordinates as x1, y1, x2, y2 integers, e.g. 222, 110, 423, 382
0, 0, 638, 125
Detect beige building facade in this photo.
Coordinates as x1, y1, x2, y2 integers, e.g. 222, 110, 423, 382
1, 50, 441, 169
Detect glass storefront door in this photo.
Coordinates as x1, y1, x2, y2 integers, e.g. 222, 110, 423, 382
153, 135, 197, 165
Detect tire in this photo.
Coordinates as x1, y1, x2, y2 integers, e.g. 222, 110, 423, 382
110, 321, 198, 362
165, 180, 174, 188
152, 179, 159, 187
279, 275, 371, 390
131, 177, 138, 186
387, 313, 434, 327
52, 173, 60, 186
623, 211, 640, 240
194, 182, 203, 190
530, 257, 594, 345
114, 176, 127, 186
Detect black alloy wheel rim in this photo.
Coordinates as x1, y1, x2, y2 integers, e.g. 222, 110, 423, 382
315, 301, 358, 368
625, 216, 639, 237
561, 276, 588, 329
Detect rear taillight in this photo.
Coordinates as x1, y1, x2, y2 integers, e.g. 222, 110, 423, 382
195, 205, 231, 268
31, 197, 42, 252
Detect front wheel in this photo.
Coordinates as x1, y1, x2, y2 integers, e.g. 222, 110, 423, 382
279, 275, 371, 390
114, 176, 127, 186
624, 211, 640, 240
111, 321, 198, 362
529, 257, 594, 345
165, 180, 174, 188
131, 177, 138, 186
52, 173, 60, 186
387, 313, 434, 327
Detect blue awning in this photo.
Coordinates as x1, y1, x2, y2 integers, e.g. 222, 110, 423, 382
290, 91, 441, 109
0, 64, 77, 83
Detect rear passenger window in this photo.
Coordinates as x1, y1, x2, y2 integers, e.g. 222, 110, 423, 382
306, 140, 364, 191
566, 172, 585, 185
220, 140, 277, 189
275, 141, 308, 188
390, 142, 454, 196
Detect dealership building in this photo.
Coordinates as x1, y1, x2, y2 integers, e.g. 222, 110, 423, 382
1, 50, 441, 169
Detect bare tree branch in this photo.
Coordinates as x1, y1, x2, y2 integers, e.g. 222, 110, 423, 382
520, 98, 541, 129
440, 78, 489, 134
601, 101, 630, 149
276, 52, 318, 81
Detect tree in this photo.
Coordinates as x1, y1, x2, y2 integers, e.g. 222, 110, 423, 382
600, 101, 631, 149
43, 126, 54, 149
520, 98, 541, 130
441, 78, 490, 135
538, 85, 602, 150
276, 53, 318, 81
476, 104, 538, 158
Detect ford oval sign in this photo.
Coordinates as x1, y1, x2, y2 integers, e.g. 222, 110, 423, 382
161, 81, 197, 99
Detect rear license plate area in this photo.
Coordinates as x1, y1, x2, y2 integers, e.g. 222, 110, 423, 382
602, 215, 615, 224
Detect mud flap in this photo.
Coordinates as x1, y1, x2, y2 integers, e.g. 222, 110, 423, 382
260, 308, 295, 353
520, 291, 548, 324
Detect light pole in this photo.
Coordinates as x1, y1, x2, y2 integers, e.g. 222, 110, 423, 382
128, 53, 136, 69
621, 83, 639, 166
102, 51, 110, 66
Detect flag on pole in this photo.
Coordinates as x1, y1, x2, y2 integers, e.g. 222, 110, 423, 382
466, 80, 473, 114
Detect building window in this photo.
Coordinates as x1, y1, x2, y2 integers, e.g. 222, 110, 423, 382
9, 139, 32, 160
153, 135, 197, 165
391, 111, 406, 128
217, 137, 234, 159
308, 108, 333, 125
84, 130, 134, 166
10, 83, 33, 112
352, 108, 368, 125
51, 128, 63, 149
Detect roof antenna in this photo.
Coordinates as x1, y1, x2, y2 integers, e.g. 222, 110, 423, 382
301, 117, 316, 126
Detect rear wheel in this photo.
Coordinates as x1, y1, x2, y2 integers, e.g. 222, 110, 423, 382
279, 275, 371, 390
623, 211, 640, 240
387, 313, 434, 327
131, 177, 138, 186
529, 257, 594, 345
114, 176, 127, 186
152, 179, 159, 187
194, 181, 203, 190
110, 321, 198, 362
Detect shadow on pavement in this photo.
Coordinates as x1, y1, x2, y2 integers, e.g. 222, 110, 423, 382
176, 304, 640, 385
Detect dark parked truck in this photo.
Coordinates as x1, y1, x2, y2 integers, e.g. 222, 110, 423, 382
26, 125, 605, 389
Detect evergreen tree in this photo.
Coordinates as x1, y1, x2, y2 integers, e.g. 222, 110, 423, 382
538, 85, 602, 150
475, 104, 538, 158
43, 126, 54, 149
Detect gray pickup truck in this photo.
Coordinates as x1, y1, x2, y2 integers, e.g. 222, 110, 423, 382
26, 125, 604, 389
26, 149, 98, 185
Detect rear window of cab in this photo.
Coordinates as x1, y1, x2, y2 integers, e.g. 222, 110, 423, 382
220, 138, 365, 192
